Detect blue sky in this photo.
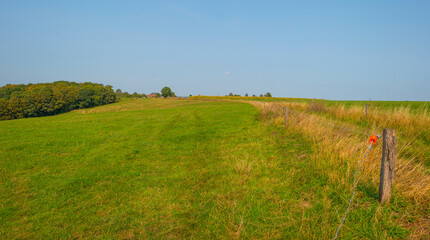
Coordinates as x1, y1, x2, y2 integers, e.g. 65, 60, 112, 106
1, 1, 429, 100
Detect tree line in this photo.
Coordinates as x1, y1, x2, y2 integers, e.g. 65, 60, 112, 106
115, 89, 147, 98
0, 81, 116, 120
228, 92, 272, 97
115, 86, 175, 98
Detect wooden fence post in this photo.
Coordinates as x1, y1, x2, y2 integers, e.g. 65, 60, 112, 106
284, 106, 288, 128
365, 104, 368, 116
379, 129, 397, 204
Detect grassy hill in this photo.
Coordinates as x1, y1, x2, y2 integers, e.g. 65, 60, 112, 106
1, 98, 427, 239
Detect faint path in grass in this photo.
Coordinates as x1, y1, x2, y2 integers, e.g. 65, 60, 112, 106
74, 98, 204, 114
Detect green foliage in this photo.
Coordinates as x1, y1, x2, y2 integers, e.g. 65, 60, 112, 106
0, 81, 116, 120
0, 84, 27, 99
264, 92, 272, 97
118, 91, 148, 99
161, 87, 173, 98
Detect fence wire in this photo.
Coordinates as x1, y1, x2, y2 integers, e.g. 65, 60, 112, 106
333, 142, 374, 240
276, 107, 378, 239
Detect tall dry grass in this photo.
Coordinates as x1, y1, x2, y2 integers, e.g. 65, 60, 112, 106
326, 104, 430, 138
254, 101, 430, 203
252, 101, 430, 237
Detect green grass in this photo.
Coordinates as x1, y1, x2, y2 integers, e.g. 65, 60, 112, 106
190, 95, 430, 111
325, 100, 430, 111
192, 96, 430, 169
0, 99, 412, 239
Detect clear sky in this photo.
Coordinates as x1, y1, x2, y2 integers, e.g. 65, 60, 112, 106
1, 1, 429, 100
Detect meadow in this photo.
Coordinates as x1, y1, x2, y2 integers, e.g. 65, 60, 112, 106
1, 98, 428, 239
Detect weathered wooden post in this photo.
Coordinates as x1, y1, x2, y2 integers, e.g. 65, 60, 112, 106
365, 104, 368, 117
284, 106, 288, 128
379, 129, 397, 204
312, 98, 315, 110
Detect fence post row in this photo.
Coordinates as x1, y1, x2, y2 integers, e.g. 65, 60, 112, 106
281, 106, 397, 205
379, 128, 397, 204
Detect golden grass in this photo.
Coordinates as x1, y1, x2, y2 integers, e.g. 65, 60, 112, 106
255, 101, 430, 202
251, 100, 430, 237
326, 104, 430, 138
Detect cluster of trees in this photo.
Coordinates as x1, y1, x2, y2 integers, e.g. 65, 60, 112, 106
115, 89, 147, 98
228, 92, 272, 97
0, 81, 116, 120
115, 87, 175, 99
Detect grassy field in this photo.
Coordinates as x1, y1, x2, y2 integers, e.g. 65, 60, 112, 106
192, 96, 430, 167
194, 96, 430, 237
190, 95, 430, 111
0, 98, 427, 239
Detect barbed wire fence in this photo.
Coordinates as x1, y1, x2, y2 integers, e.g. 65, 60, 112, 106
333, 142, 375, 240
260, 103, 395, 239
285, 107, 380, 239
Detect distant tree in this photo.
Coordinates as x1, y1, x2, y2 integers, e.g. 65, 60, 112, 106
171, 92, 176, 97
228, 93, 233, 96
161, 87, 173, 98
123, 92, 131, 98
132, 92, 139, 98
264, 92, 272, 97
116, 89, 122, 94
155, 93, 161, 98
259, 94, 263, 97
189, 94, 192, 97
245, 93, 248, 97
252, 94, 256, 97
